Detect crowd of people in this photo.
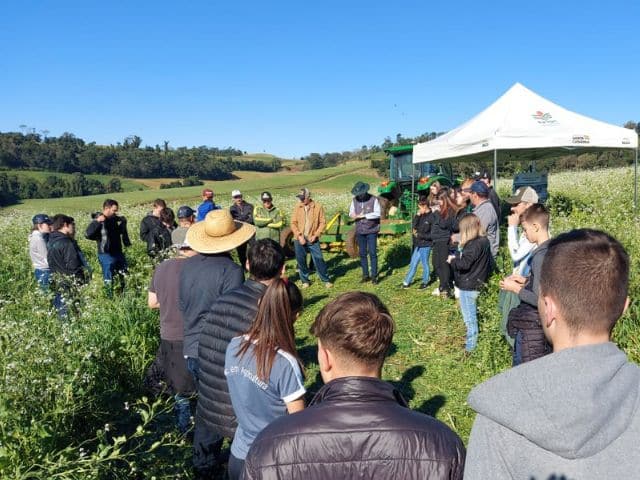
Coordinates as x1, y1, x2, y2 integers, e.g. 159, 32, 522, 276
25, 178, 640, 479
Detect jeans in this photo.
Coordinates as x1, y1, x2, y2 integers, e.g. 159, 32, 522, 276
53, 292, 68, 319
294, 239, 330, 284
98, 253, 127, 293
187, 357, 224, 473
403, 246, 431, 285
174, 394, 192, 435
356, 233, 378, 278
34, 269, 50, 291
459, 290, 480, 351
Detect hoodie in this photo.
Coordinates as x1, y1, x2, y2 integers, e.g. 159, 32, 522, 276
464, 342, 640, 479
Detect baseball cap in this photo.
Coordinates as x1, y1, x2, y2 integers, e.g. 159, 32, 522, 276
202, 189, 214, 198
231, 189, 242, 198
296, 188, 310, 201
261, 191, 273, 201
32, 214, 52, 225
470, 181, 490, 196
474, 170, 492, 181
506, 186, 539, 205
171, 226, 190, 249
177, 205, 195, 219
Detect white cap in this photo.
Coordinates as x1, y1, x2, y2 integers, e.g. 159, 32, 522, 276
231, 189, 242, 197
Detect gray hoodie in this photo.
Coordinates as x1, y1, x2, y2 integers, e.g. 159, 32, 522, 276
465, 342, 640, 479
28, 230, 49, 270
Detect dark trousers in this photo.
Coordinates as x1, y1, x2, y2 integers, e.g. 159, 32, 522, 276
228, 453, 245, 480
432, 241, 453, 294
356, 233, 378, 278
187, 357, 224, 474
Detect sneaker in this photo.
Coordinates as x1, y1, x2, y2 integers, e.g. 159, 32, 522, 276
325, 282, 333, 289
419, 283, 429, 290
400, 283, 410, 289
454, 286, 460, 299
361, 276, 371, 283
301, 283, 310, 289
432, 287, 441, 296
371, 277, 378, 285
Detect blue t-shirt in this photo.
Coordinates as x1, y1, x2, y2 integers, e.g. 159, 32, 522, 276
196, 200, 221, 222
225, 335, 306, 459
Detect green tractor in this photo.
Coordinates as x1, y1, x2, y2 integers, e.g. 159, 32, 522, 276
378, 144, 456, 219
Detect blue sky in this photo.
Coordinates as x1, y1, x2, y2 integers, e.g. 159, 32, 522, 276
1, 0, 638, 158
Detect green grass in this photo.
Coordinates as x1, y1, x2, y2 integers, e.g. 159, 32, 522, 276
0, 169, 147, 193
6, 161, 380, 213
2, 165, 640, 478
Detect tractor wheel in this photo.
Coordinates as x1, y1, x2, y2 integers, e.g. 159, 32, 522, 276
345, 229, 359, 259
378, 196, 391, 220
280, 227, 295, 259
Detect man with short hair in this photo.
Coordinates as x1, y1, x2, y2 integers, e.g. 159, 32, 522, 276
230, 190, 254, 267
475, 170, 501, 220
500, 203, 551, 365
48, 214, 88, 317
140, 198, 166, 256
178, 209, 255, 478
465, 229, 640, 479
243, 291, 466, 480
172, 206, 196, 247
290, 188, 332, 288
197, 189, 220, 222
196, 239, 286, 477
470, 181, 499, 259
253, 192, 283, 242
349, 181, 381, 284
85, 199, 131, 294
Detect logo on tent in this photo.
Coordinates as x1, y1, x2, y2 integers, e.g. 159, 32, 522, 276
532, 111, 558, 125
572, 135, 590, 144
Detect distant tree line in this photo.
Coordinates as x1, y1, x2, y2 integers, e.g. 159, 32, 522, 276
0, 172, 123, 206
0, 132, 281, 179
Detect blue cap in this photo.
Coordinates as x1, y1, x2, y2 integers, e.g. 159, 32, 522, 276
32, 214, 52, 225
470, 181, 490, 196
177, 205, 195, 218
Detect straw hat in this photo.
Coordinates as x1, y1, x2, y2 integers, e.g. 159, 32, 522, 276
187, 209, 256, 254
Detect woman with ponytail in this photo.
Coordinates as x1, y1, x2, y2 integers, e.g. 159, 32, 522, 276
225, 278, 305, 479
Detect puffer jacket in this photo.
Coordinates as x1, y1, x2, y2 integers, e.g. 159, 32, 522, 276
197, 279, 267, 438
243, 376, 466, 480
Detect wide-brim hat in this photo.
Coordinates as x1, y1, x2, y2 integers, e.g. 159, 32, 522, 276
187, 209, 256, 254
351, 181, 370, 196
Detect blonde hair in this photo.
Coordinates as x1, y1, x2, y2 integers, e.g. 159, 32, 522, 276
460, 177, 474, 190
458, 214, 485, 246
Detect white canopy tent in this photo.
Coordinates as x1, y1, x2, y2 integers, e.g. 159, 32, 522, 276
413, 83, 639, 206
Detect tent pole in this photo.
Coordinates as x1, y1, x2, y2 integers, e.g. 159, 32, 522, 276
635, 148, 638, 213
493, 150, 498, 189
411, 163, 416, 215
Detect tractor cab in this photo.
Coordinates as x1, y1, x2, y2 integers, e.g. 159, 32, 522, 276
378, 145, 456, 218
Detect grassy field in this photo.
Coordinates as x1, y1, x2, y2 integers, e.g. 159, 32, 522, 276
6, 161, 380, 213
1, 165, 639, 478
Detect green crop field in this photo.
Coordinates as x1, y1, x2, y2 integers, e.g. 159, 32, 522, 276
1, 165, 639, 478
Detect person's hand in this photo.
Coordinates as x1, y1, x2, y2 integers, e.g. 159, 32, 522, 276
499, 275, 526, 293
508, 213, 520, 226
447, 254, 455, 264
297, 234, 306, 246
308, 235, 317, 243
96, 214, 106, 222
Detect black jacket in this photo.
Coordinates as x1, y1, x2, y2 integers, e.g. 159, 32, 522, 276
140, 214, 162, 243
451, 236, 493, 290
146, 223, 173, 258
428, 210, 458, 243
411, 211, 432, 247
47, 232, 87, 285
85, 216, 131, 255
244, 376, 466, 480
489, 186, 502, 222
230, 201, 254, 224
179, 253, 244, 359
197, 279, 267, 438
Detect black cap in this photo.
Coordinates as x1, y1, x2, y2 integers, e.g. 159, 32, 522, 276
32, 214, 52, 225
177, 206, 195, 219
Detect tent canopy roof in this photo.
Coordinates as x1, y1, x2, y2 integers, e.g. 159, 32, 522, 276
413, 83, 638, 164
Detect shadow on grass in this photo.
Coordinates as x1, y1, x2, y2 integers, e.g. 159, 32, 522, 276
326, 253, 361, 279
415, 394, 447, 418
381, 240, 412, 275
303, 294, 329, 309
388, 364, 425, 403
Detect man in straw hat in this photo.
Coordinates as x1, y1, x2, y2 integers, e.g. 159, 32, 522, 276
178, 209, 255, 475
349, 181, 381, 284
